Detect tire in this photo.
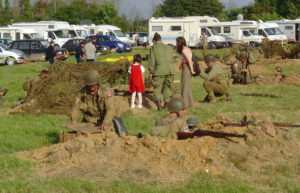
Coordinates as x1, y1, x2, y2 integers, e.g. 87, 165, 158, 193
6, 57, 16, 65
208, 42, 217, 49
249, 42, 256, 47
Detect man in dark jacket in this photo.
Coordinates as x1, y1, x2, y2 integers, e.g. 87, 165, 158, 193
75, 41, 85, 64
45, 41, 56, 65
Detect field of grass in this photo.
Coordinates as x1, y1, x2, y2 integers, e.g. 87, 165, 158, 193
0, 47, 299, 193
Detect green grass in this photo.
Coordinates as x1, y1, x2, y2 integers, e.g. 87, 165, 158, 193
0, 47, 299, 192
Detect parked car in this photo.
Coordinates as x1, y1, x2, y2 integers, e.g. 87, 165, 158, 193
0, 43, 25, 65
61, 38, 110, 54
137, 32, 149, 46
0, 39, 13, 47
85, 35, 131, 53
10, 39, 68, 61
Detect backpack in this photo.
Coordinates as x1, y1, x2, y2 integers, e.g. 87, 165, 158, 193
247, 51, 255, 64
191, 54, 201, 76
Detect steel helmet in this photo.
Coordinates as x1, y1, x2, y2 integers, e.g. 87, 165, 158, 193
204, 54, 216, 63
275, 66, 282, 72
168, 98, 185, 112
186, 117, 199, 127
84, 69, 100, 85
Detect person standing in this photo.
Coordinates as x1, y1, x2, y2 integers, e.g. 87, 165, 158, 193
143, 36, 148, 49
92, 38, 99, 62
75, 41, 85, 64
200, 54, 231, 103
201, 32, 208, 58
128, 54, 145, 109
83, 39, 96, 62
176, 37, 195, 108
45, 41, 56, 65
148, 32, 175, 110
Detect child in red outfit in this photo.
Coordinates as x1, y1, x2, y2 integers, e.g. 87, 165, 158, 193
128, 54, 145, 109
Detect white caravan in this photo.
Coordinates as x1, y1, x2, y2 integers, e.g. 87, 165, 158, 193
258, 22, 287, 42
148, 16, 226, 48
267, 19, 300, 42
220, 20, 264, 46
12, 21, 83, 47
0, 26, 41, 40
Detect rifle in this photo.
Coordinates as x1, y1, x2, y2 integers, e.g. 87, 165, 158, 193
223, 121, 300, 128
177, 129, 247, 140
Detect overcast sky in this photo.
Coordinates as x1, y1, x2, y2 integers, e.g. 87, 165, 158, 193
116, 0, 254, 20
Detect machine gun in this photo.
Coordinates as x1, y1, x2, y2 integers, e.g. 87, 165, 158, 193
223, 121, 300, 128
177, 129, 247, 140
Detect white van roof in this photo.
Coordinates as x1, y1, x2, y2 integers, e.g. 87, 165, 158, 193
150, 16, 220, 23
221, 20, 259, 26
259, 22, 279, 28
97, 24, 121, 30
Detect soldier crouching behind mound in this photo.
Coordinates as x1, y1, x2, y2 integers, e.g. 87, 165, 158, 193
150, 98, 190, 139
71, 69, 129, 131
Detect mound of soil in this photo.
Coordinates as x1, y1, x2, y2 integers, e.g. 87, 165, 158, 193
16, 114, 300, 184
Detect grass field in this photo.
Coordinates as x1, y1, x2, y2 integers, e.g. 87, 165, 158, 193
0, 47, 299, 193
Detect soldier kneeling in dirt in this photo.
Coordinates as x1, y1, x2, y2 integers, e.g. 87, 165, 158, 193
23, 70, 48, 103
150, 98, 190, 139
273, 66, 287, 82
231, 53, 249, 84
71, 69, 128, 131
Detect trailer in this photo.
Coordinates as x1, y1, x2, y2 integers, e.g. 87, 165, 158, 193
148, 16, 226, 48
220, 20, 264, 46
267, 19, 300, 43
258, 22, 287, 42
0, 26, 41, 40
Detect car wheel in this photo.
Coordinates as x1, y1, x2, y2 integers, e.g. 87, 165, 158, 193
249, 42, 256, 47
208, 42, 217, 49
6, 57, 16, 65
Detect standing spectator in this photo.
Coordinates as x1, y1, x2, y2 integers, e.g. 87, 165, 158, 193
148, 32, 175, 110
143, 36, 148, 49
75, 41, 85, 64
201, 32, 208, 58
135, 32, 139, 46
83, 39, 96, 62
45, 41, 56, 65
176, 37, 195, 108
128, 54, 145, 109
92, 38, 99, 62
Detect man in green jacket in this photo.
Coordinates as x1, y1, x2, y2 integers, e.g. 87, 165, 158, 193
200, 54, 231, 103
148, 33, 175, 110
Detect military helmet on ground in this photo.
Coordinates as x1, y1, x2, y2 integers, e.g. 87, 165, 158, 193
204, 54, 216, 63
275, 66, 282, 72
186, 117, 199, 127
84, 69, 100, 85
168, 98, 185, 113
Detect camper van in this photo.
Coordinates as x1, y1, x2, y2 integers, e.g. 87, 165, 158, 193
0, 26, 41, 40
148, 16, 226, 48
267, 19, 300, 42
220, 20, 264, 46
12, 21, 83, 47
258, 22, 287, 42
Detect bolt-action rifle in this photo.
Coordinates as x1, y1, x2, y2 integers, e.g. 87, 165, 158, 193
177, 129, 247, 140
223, 121, 300, 128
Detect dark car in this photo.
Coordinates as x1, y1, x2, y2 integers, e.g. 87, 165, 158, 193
0, 39, 13, 47
62, 38, 110, 54
85, 35, 131, 53
10, 39, 68, 61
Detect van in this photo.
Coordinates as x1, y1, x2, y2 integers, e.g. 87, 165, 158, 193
258, 22, 287, 42
267, 19, 300, 42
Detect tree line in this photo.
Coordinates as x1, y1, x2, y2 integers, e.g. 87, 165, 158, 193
0, 0, 300, 32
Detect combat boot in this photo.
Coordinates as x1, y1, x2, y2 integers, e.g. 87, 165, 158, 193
155, 100, 162, 111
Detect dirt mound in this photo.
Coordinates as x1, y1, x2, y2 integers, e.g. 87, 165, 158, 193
16, 114, 299, 184
19, 60, 131, 115
254, 74, 300, 86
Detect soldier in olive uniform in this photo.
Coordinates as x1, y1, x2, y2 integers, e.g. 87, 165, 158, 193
273, 66, 286, 83
150, 98, 190, 139
148, 32, 175, 110
200, 54, 231, 103
71, 69, 118, 131
23, 70, 48, 102
201, 32, 208, 58
231, 53, 249, 84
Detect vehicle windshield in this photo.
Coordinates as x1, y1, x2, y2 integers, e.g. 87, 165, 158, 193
109, 36, 119, 41
243, 31, 251, 36
0, 44, 9, 50
53, 30, 77, 38
76, 30, 88, 37
208, 27, 219, 35
139, 32, 148, 37
40, 40, 50, 48
249, 30, 258, 35
114, 30, 125, 37
31, 33, 42, 39
265, 28, 283, 35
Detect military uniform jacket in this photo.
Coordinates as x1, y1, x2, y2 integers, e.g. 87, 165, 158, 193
200, 63, 229, 87
71, 85, 114, 126
231, 60, 243, 76
153, 114, 189, 139
23, 76, 41, 100
148, 42, 175, 76
201, 36, 208, 47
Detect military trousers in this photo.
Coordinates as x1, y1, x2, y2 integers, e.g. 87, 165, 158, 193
203, 81, 228, 101
153, 74, 174, 102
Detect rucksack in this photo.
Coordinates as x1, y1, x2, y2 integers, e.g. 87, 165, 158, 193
192, 54, 201, 76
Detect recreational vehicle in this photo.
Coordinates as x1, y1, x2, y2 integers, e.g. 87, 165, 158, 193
258, 22, 287, 42
267, 19, 300, 42
220, 20, 264, 46
0, 26, 41, 41
148, 16, 226, 48
12, 21, 83, 47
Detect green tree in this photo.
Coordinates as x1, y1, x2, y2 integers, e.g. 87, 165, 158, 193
33, 0, 49, 20
96, 2, 118, 24
0, 0, 12, 25
20, 0, 33, 21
